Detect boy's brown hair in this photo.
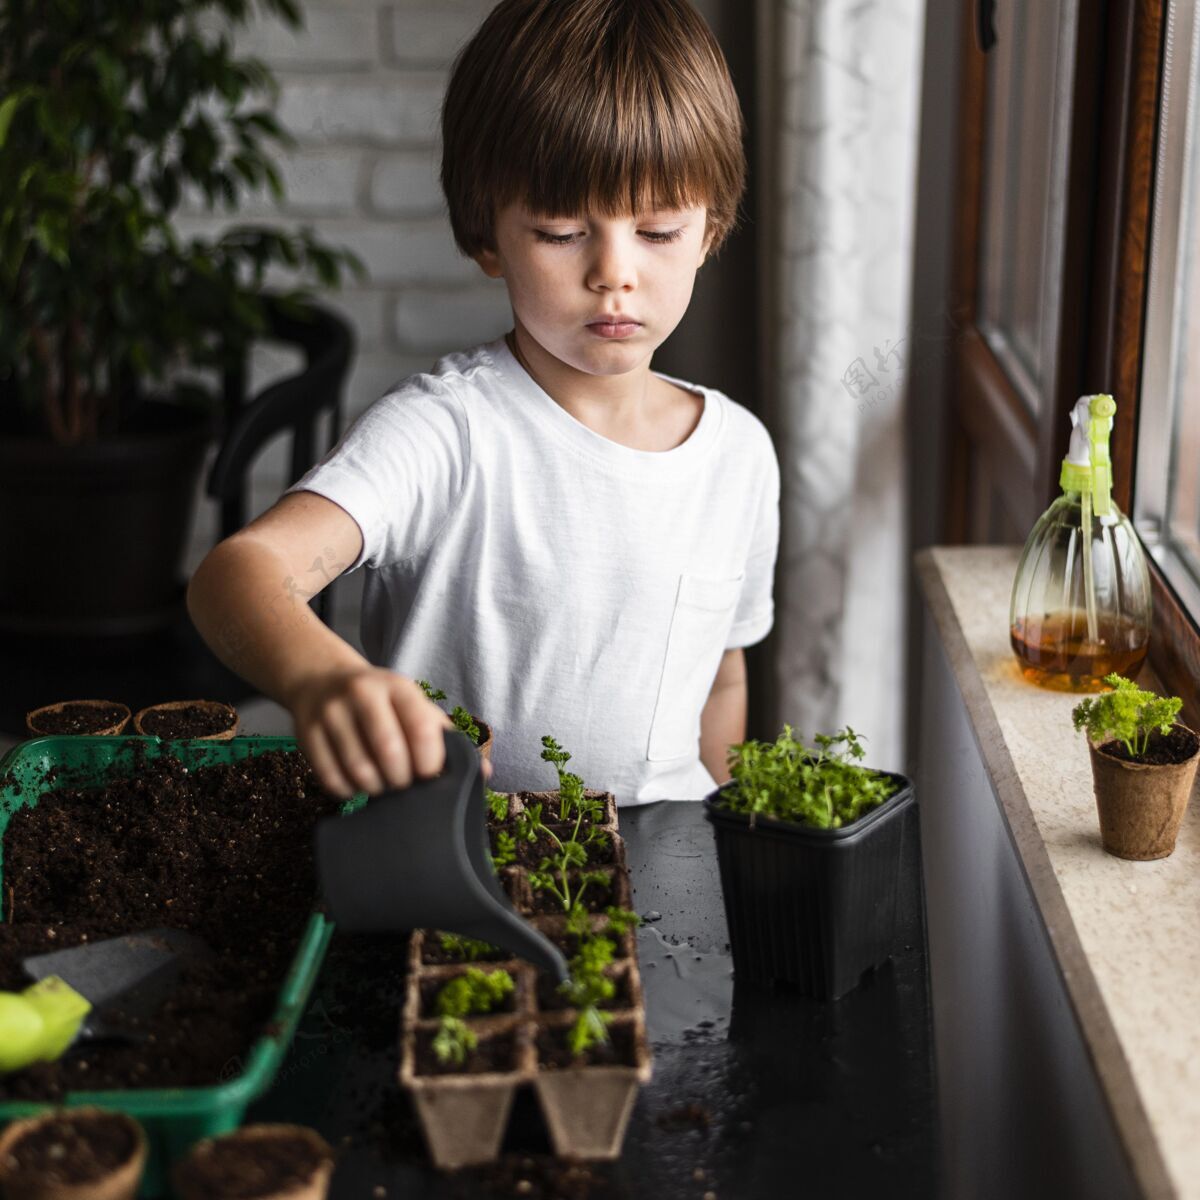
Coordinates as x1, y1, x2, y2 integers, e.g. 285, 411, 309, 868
440, 0, 747, 260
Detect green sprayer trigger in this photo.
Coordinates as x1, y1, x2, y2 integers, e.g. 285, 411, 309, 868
1088, 394, 1116, 516
0, 976, 91, 1072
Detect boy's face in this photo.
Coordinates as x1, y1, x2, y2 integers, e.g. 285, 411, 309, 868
473, 201, 713, 379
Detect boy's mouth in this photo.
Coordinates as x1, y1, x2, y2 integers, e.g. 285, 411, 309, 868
586, 316, 641, 339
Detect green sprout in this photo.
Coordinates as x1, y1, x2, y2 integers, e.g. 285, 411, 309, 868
431, 968, 515, 1066
437, 932, 497, 962
432, 1017, 476, 1066
718, 724, 896, 829
486, 789, 510, 822
1072, 674, 1182, 760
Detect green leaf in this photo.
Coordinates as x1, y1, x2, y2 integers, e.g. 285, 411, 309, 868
0, 90, 29, 149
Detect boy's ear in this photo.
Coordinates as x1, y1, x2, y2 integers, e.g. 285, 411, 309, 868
473, 244, 504, 280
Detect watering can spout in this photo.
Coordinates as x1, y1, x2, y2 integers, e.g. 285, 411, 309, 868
314, 729, 569, 984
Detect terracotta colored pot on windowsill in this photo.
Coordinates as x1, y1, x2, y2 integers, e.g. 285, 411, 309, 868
1086, 722, 1200, 860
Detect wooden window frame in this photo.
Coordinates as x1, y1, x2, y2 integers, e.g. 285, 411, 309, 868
950, 0, 1200, 725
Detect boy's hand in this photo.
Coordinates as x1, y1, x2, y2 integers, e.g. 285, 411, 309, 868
286, 667, 492, 798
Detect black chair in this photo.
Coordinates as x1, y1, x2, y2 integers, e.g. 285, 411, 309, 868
206, 295, 356, 629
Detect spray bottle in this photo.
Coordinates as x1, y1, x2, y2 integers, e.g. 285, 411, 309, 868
1009, 394, 1151, 691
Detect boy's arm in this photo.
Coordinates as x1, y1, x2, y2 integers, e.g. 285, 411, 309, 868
699, 647, 748, 784
186, 491, 456, 796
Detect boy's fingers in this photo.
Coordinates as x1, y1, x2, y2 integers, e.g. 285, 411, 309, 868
323, 703, 386, 797
481, 759, 494, 780
394, 686, 451, 780
304, 724, 355, 800
355, 695, 413, 790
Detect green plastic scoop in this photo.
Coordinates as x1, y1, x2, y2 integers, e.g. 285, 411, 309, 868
0, 928, 212, 1072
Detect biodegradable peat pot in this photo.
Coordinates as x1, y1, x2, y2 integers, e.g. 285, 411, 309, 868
24, 701, 131, 738
400, 1020, 528, 1170
401, 787, 649, 1168
474, 718, 493, 763
171, 1124, 334, 1200
1086, 723, 1200, 860
704, 772, 916, 1000
132, 699, 239, 740
531, 1008, 651, 1160
0, 1107, 147, 1200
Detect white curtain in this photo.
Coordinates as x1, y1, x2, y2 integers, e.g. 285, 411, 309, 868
758, 0, 925, 771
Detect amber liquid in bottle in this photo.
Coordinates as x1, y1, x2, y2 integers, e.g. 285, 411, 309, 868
1010, 609, 1148, 692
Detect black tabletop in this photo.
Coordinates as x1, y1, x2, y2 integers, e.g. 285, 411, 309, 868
248, 801, 938, 1199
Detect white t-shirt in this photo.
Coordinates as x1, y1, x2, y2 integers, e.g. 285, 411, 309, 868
284, 335, 780, 806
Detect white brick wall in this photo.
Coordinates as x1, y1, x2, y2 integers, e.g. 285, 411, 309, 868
180, 1, 511, 609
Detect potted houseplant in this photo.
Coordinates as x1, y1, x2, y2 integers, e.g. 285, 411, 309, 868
0, 0, 359, 636
171, 1124, 335, 1200
0, 1106, 147, 1200
704, 724, 915, 1000
1072, 674, 1200, 860
416, 680, 494, 763
400, 735, 650, 1166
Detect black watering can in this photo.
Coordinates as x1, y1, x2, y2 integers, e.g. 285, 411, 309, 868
314, 728, 569, 982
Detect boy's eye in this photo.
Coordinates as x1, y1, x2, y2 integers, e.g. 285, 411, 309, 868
533, 229, 685, 245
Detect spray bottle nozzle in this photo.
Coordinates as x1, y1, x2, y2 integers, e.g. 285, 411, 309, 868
1060, 393, 1116, 516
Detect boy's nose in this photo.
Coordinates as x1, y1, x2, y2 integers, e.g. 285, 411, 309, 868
586, 239, 637, 293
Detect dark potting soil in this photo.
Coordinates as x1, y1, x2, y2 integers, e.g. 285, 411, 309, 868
530, 871, 616, 916
413, 1028, 516, 1077
29, 702, 128, 735
536, 968, 630, 1014
462, 1155, 618, 1200
509, 827, 614, 869
418, 970, 518, 1020
420, 934, 510, 967
534, 1022, 636, 1070
1, 1111, 137, 1185
1099, 725, 1200, 765
173, 1131, 328, 1200
0, 742, 343, 1098
139, 703, 236, 738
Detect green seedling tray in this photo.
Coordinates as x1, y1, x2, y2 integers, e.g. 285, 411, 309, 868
0, 735, 349, 1198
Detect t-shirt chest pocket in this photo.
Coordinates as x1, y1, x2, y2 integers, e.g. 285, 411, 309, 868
646, 572, 744, 762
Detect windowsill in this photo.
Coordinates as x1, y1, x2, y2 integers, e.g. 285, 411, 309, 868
916, 545, 1200, 1200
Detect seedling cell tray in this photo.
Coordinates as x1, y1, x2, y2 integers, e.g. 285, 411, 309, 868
0, 735, 347, 1197
401, 789, 651, 1166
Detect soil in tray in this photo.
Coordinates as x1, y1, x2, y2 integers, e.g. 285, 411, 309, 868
173, 1131, 327, 1199
0, 1111, 137, 1186
535, 1022, 637, 1069
414, 1028, 517, 1077
503, 827, 614, 869
420, 933, 511, 966
542, 927, 632, 963
418, 970, 519, 1020
1099, 725, 1200, 765
0, 741, 343, 1098
536, 969, 630, 1014
529, 871, 618, 916
139, 703, 236, 738
29, 702, 128, 734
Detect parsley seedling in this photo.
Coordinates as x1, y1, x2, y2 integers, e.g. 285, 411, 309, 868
1072, 674, 1182, 760
719, 724, 897, 830
430, 967, 515, 1066
437, 932, 498, 962
415, 679, 483, 746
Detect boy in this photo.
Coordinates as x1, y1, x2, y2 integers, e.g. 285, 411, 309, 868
187, 0, 780, 807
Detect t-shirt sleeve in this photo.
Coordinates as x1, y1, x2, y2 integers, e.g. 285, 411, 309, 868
282, 376, 470, 573
726, 426, 781, 649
